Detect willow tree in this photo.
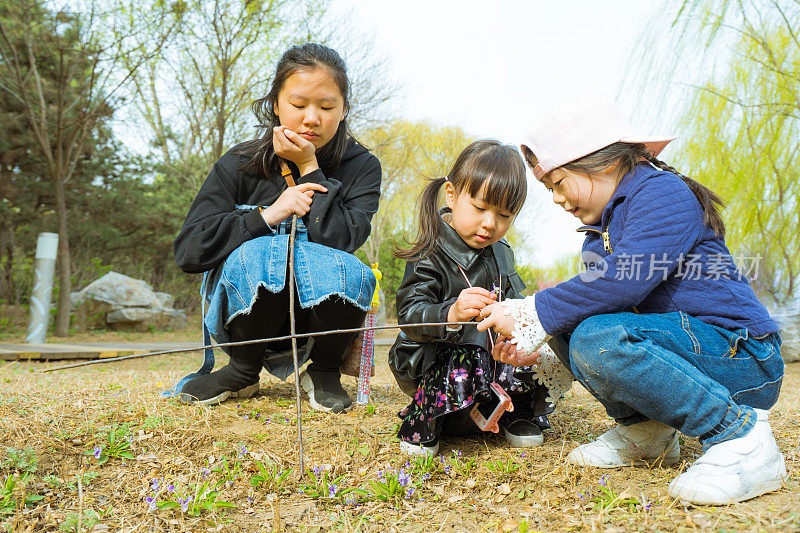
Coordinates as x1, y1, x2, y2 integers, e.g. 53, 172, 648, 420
633, 0, 800, 304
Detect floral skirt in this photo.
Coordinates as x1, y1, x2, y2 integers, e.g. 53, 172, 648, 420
397, 344, 540, 445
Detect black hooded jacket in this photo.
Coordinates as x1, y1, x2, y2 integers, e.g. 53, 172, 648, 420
174, 138, 381, 273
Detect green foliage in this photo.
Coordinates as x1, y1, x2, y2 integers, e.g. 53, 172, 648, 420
639, 0, 800, 304
89, 424, 135, 465
583, 475, 642, 513
249, 459, 293, 493
0, 474, 44, 516
155, 481, 235, 516
363, 467, 416, 502
445, 451, 477, 477
299, 467, 363, 502
1, 447, 36, 474
58, 510, 100, 533
484, 458, 519, 477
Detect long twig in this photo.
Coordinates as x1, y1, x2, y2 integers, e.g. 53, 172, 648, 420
35, 321, 477, 373
287, 209, 304, 473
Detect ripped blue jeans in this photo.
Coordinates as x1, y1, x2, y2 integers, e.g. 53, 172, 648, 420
548, 312, 784, 450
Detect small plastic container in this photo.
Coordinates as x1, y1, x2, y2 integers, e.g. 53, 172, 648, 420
469, 382, 514, 433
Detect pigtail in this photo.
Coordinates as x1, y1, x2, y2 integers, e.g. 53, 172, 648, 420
393, 177, 447, 261
644, 155, 726, 239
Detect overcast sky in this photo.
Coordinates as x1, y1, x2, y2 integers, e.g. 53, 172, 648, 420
329, 0, 667, 266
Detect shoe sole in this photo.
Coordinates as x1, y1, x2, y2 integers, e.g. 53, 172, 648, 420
300, 371, 352, 413
567, 445, 681, 468
502, 426, 543, 448
399, 440, 439, 456
672, 477, 785, 506
178, 382, 260, 406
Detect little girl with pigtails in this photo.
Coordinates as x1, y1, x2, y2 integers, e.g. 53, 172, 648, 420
479, 96, 786, 506
389, 139, 572, 457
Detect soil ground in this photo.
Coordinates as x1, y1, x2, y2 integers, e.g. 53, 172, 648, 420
0, 320, 798, 532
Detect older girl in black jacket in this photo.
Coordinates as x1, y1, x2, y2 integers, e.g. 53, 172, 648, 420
173, 44, 381, 412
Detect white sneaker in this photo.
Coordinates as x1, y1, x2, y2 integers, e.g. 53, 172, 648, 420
399, 439, 439, 457
668, 408, 786, 505
567, 420, 680, 468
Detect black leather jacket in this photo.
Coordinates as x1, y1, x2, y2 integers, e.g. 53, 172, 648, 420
389, 210, 526, 393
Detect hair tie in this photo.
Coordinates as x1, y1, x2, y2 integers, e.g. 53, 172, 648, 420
443, 176, 449, 182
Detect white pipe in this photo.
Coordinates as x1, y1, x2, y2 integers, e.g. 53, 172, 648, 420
26, 232, 59, 344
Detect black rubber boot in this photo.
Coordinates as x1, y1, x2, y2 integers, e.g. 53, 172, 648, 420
299, 368, 352, 413
178, 354, 262, 405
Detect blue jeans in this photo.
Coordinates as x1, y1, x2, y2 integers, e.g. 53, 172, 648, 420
548, 312, 783, 450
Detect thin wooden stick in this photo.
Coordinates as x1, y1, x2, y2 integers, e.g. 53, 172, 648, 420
281, 161, 305, 474
35, 321, 477, 373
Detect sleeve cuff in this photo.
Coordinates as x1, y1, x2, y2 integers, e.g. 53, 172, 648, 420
243, 208, 274, 237
506, 294, 551, 354
297, 168, 325, 185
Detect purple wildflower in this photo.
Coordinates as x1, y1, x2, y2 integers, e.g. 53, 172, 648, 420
313, 466, 322, 476
405, 486, 415, 499
92, 446, 102, 459
166, 483, 175, 493
145, 495, 157, 511
641, 492, 652, 511
201, 468, 210, 480
397, 470, 411, 487
444, 464, 451, 474
599, 474, 608, 487
151, 478, 160, 491
179, 495, 192, 513
328, 483, 338, 498
237, 444, 247, 458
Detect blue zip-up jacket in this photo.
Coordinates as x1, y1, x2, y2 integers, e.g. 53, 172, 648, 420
535, 162, 779, 337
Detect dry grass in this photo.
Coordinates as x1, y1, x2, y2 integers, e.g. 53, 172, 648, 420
1, 338, 798, 532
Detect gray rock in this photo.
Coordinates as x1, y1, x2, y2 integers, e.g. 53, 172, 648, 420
154, 292, 174, 309
71, 271, 186, 332
774, 306, 800, 363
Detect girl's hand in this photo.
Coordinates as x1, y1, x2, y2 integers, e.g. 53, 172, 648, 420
260, 182, 328, 226
492, 335, 541, 367
476, 301, 515, 338
273, 126, 319, 175
447, 287, 496, 323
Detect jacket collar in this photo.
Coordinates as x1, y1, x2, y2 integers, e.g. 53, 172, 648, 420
577, 162, 657, 232
437, 208, 485, 270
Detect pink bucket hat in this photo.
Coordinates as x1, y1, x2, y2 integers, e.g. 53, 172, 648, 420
521, 95, 677, 180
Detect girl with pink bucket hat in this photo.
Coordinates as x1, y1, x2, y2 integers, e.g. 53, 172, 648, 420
477, 95, 786, 506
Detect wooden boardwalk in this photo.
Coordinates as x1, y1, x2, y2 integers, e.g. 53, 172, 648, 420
0, 338, 393, 361
0, 342, 201, 361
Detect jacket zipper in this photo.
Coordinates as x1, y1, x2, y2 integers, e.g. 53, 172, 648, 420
577, 227, 613, 254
